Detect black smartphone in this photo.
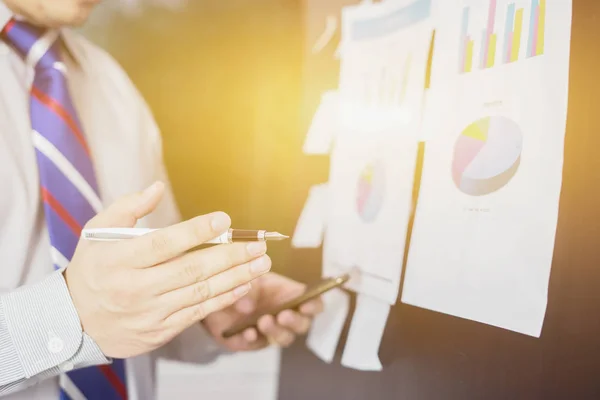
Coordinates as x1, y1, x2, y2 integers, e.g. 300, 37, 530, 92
221, 273, 350, 339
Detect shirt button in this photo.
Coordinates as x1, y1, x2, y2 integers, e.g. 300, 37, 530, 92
61, 362, 74, 372
48, 336, 64, 354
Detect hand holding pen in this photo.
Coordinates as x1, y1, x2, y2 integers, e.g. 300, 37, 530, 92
63, 182, 285, 359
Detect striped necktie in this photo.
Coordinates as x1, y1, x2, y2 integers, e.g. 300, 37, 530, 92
1, 19, 128, 400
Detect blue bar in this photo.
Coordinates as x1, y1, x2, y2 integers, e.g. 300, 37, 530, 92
461, 6, 470, 36
352, 0, 432, 41
527, 0, 538, 57
459, 7, 470, 72
504, 3, 515, 63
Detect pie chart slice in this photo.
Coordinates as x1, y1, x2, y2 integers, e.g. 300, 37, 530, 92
452, 116, 523, 196
356, 161, 385, 222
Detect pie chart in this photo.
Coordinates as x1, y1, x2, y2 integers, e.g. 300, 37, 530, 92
451, 116, 523, 196
356, 160, 385, 222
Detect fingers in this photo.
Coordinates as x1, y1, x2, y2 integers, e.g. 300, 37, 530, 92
241, 328, 269, 350
223, 327, 268, 352
298, 298, 324, 316
165, 283, 252, 331
161, 255, 272, 314
86, 181, 165, 229
257, 315, 295, 347
242, 328, 258, 342
127, 211, 232, 268
277, 310, 311, 334
225, 312, 312, 350
252, 305, 320, 348
151, 241, 267, 293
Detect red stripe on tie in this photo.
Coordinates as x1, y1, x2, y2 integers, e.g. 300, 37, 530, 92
98, 366, 128, 400
31, 86, 91, 156
41, 187, 82, 236
1, 19, 15, 35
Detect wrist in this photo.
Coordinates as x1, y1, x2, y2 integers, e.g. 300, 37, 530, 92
62, 266, 86, 332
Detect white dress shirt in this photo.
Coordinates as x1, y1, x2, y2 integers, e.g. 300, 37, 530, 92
0, 3, 223, 399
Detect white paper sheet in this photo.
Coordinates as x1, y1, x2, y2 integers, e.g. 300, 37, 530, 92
306, 288, 351, 363
322, 0, 433, 305
337, 0, 433, 136
323, 134, 417, 304
292, 184, 328, 249
402, 0, 572, 337
341, 293, 390, 371
303, 91, 339, 155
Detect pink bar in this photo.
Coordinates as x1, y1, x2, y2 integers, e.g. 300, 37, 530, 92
484, 0, 497, 67
532, 5, 539, 56
487, 0, 497, 34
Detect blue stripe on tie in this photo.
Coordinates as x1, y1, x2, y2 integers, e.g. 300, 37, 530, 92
43, 202, 79, 263
67, 366, 124, 400
34, 67, 85, 129
59, 390, 72, 400
3, 23, 43, 58
31, 97, 98, 190
35, 151, 97, 227
35, 70, 86, 127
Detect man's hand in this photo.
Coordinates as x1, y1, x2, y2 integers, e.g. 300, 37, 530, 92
64, 181, 272, 358
202, 272, 324, 350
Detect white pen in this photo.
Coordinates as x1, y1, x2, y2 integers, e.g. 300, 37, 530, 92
81, 228, 289, 244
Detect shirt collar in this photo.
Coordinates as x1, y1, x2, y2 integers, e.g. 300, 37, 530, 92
0, 1, 81, 67
0, 2, 11, 31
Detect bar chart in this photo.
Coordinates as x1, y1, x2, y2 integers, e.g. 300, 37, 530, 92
459, 7, 475, 72
526, 0, 546, 58
363, 53, 413, 109
459, 0, 546, 74
502, 3, 524, 63
479, 0, 498, 69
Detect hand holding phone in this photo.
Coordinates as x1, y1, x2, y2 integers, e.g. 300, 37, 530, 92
221, 273, 350, 339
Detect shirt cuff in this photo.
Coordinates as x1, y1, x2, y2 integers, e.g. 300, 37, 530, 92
69, 333, 111, 370
0, 270, 109, 385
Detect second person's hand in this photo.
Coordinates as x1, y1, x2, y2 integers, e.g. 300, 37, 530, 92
64, 181, 271, 358
202, 272, 324, 350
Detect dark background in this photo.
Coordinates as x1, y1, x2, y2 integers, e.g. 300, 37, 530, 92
83, 0, 600, 398
280, 1, 600, 399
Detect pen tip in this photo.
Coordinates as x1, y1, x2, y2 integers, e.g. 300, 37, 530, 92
265, 232, 289, 241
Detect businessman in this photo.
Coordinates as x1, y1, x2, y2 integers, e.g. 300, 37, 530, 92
0, 0, 323, 399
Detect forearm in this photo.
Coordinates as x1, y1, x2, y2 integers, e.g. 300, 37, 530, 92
0, 271, 109, 397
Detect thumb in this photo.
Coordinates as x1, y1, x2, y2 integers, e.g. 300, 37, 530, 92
85, 181, 165, 229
